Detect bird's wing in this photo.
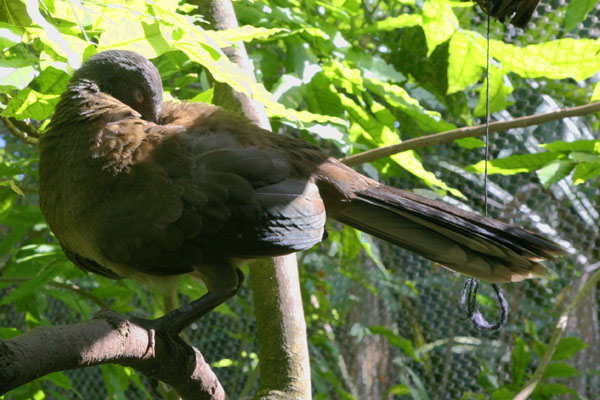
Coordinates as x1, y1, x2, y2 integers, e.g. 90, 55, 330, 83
91, 113, 325, 277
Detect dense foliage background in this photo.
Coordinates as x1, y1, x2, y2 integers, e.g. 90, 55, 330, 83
1, 0, 599, 398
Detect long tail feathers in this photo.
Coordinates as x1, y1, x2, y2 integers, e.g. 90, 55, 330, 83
335, 184, 564, 283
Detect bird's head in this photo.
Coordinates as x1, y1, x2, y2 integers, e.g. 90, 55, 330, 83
71, 50, 164, 123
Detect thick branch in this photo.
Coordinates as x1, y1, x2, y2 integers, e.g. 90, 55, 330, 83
0, 309, 225, 400
0, 115, 39, 146
341, 101, 600, 166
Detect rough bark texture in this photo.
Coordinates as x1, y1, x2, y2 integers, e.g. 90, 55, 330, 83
564, 265, 600, 396
192, 0, 312, 398
345, 261, 393, 400
0, 309, 225, 399
251, 258, 311, 399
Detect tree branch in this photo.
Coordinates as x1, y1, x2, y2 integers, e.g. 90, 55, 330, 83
341, 101, 600, 166
0, 309, 225, 400
0, 115, 39, 146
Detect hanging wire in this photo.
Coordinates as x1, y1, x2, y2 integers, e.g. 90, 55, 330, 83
462, 1, 508, 331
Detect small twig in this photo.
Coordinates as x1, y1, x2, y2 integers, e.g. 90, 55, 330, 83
13, 118, 41, 138
0, 276, 110, 309
513, 261, 600, 400
0, 115, 39, 146
341, 101, 600, 166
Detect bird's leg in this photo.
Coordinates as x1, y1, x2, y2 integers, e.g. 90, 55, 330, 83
132, 262, 244, 355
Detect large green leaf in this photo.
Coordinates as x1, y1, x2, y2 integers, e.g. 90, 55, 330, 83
473, 66, 514, 117
0, 58, 37, 90
3, 88, 60, 120
541, 139, 600, 153
217, 25, 288, 42
573, 161, 600, 185
359, 14, 422, 33
543, 362, 580, 378
536, 160, 576, 188
468, 152, 562, 175
552, 336, 589, 361
0, 0, 31, 26
0, 21, 23, 49
422, 0, 459, 55
447, 31, 486, 93
511, 336, 531, 385
564, 0, 597, 32
365, 77, 456, 132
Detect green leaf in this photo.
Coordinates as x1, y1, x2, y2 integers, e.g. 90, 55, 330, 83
511, 336, 531, 385
447, 32, 485, 93
347, 49, 405, 82
572, 161, 600, 185
552, 336, 589, 360
190, 87, 214, 103
490, 387, 517, 400
360, 14, 422, 32
0, 22, 23, 49
3, 88, 60, 120
29, 66, 70, 94
364, 77, 456, 132
368, 325, 418, 360
473, 66, 514, 116
393, 150, 463, 196
569, 151, 600, 162
450, 32, 600, 82
422, 0, 459, 55
387, 384, 411, 395
101, 364, 129, 400
304, 71, 344, 117
0, 0, 31, 26
98, 18, 173, 59
24, 3, 82, 68
534, 382, 577, 397
341, 226, 362, 261
0, 180, 24, 196
564, 0, 597, 32
0, 327, 20, 339
455, 137, 485, 149
536, 160, 576, 188
494, 38, 600, 81
0, 58, 37, 90
477, 363, 499, 391
217, 25, 287, 42
541, 139, 600, 153
543, 362, 580, 378
0, 261, 71, 305
40, 372, 73, 390
592, 82, 600, 101
468, 152, 561, 175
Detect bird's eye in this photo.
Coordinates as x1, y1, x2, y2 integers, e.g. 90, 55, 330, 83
133, 87, 144, 103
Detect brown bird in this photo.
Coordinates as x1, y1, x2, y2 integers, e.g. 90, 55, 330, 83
468, 0, 541, 27
39, 50, 562, 332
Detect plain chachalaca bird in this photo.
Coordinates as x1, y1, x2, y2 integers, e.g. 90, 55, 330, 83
39, 50, 563, 333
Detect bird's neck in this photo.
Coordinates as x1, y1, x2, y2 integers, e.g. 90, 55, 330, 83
49, 80, 115, 130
